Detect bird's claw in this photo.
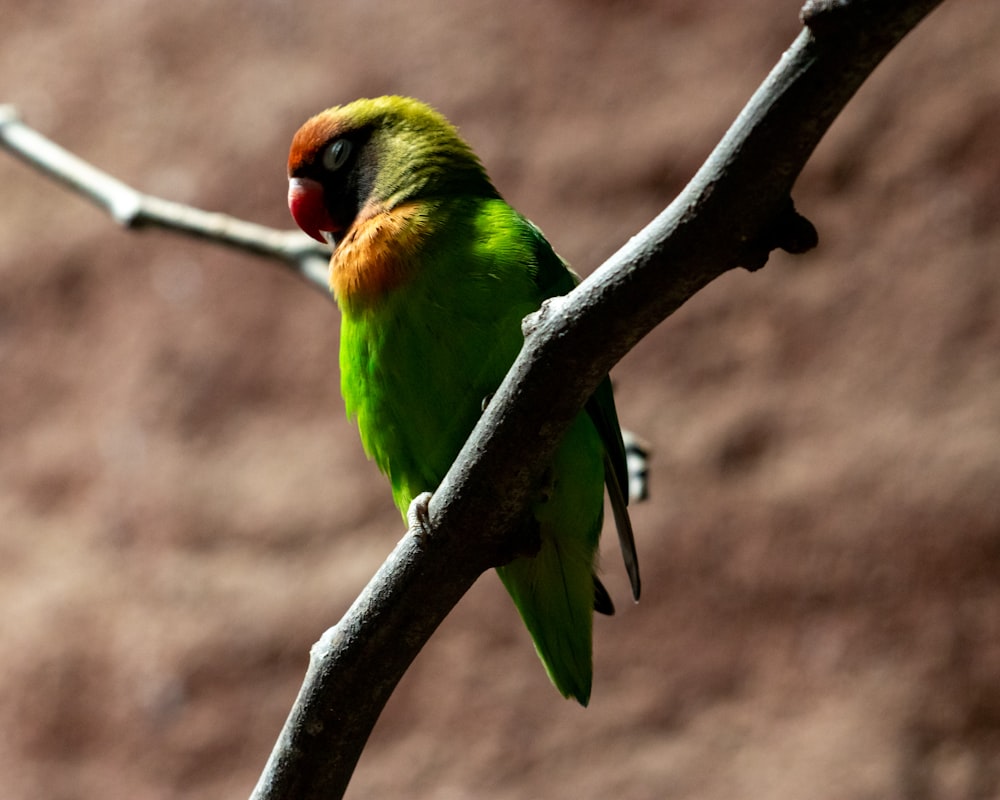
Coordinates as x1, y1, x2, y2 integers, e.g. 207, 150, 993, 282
406, 491, 434, 539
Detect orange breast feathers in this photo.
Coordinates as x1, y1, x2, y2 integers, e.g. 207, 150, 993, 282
330, 201, 429, 308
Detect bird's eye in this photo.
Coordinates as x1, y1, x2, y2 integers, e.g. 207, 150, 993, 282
322, 139, 352, 172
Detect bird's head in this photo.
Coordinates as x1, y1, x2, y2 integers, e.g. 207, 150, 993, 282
287, 96, 498, 245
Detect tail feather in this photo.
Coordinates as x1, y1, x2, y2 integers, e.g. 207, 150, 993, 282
497, 535, 596, 706
593, 575, 615, 616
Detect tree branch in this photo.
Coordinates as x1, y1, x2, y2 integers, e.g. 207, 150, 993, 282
1, 1, 946, 797
0, 104, 332, 293
251, 4, 944, 798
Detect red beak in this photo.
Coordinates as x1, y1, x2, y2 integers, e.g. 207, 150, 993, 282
288, 176, 337, 244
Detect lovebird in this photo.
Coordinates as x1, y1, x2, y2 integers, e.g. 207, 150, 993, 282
287, 96, 639, 705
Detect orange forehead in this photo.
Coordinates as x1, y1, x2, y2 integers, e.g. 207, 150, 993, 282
287, 110, 348, 176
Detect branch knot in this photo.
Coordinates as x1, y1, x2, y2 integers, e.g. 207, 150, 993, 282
743, 196, 818, 271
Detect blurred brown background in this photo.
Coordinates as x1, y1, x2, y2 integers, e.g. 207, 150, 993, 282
2, 1, 999, 798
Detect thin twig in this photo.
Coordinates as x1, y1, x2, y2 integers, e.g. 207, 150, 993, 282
0, 104, 332, 292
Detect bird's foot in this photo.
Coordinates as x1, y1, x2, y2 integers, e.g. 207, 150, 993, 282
406, 491, 434, 540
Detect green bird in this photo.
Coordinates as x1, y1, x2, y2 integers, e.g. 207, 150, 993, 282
287, 96, 639, 705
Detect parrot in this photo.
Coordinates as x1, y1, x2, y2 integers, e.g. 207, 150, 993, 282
287, 96, 639, 705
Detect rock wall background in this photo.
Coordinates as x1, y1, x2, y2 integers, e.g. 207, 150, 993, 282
1, 1, 998, 797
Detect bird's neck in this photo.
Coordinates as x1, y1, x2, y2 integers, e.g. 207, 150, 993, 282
330, 200, 431, 312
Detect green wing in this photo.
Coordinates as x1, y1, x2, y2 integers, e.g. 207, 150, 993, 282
525, 220, 641, 601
